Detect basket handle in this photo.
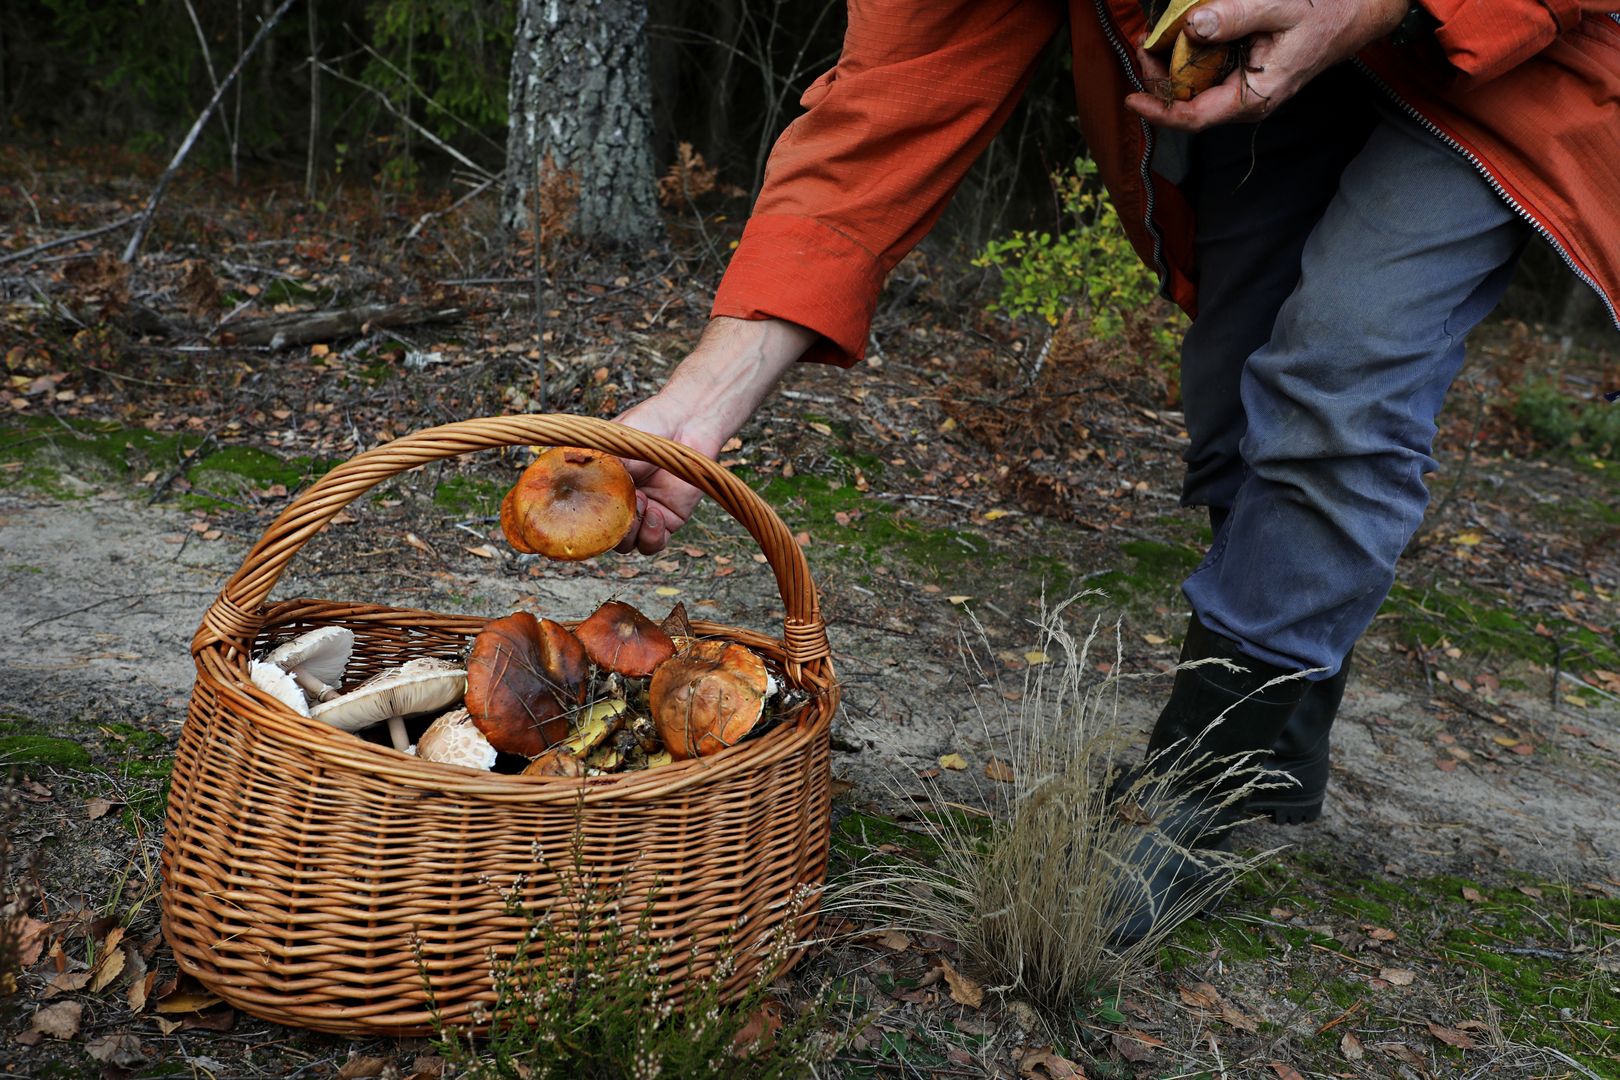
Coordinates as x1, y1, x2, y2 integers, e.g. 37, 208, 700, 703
193, 415, 830, 676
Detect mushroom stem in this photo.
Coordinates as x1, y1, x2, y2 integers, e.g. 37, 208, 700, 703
386, 715, 410, 753
290, 669, 339, 701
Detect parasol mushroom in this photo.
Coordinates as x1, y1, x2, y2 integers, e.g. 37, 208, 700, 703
264, 626, 354, 702
574, 600, 675, 678
250, 659, 310, 716
500, 446, 637, 560
649, 639, 770, 759
465, 612, 572, 757
310, 657, 467, 752
415, 707, 498, 771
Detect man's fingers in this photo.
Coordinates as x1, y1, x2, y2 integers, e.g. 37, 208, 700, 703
1184, 0, 1295, 43
1126, 80, 1265, 131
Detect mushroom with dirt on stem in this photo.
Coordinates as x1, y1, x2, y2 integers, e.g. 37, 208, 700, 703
263, 625, 354, 702
310, 657, 467, 752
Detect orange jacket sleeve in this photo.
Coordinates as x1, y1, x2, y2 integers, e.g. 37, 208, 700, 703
1418, 0, 1610, 83
712, 0, 1066, 367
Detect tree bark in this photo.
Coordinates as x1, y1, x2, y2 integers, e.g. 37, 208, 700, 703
503, 0, 661, 244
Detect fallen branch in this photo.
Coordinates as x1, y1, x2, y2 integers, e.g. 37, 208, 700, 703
122, 0, 298, 264
0, 215, 140, 268
226, 303, 467, 349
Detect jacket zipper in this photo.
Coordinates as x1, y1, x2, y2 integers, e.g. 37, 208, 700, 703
1091, 0, 1169, 291
1356, 60, 1620, 342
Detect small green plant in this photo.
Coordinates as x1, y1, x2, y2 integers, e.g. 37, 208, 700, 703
428, 833, 833, 1079
832, 596, 1283, 1019
1514, 379, 1620, 460
974, 158, 1176, 352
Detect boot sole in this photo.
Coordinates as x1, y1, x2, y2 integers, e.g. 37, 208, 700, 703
1247, 795, 1323, 826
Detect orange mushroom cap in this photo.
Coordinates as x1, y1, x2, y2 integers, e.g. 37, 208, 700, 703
574, 600, 675, 678
536, 617, 590, 705
649, 639, 769, 759
465, 612, 569, 757
500, 446, 636, 560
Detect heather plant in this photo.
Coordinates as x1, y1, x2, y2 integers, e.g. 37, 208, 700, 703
427, 831, 832, 1080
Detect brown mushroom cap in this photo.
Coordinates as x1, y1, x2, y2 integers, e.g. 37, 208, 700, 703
574, 600, 675, 678
522, 746, 586, 778
500, 446, 636, 560
649, 639, 769, 759
1168, 32, 1230, 101
535, 618, 590, 705
465, 612, 569, 757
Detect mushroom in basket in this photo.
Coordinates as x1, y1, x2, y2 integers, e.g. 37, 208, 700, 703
574, 600, 675, 679
415, 707, 498, 771
522, 699, 627, 778
464, 612, 588, 757
310, 657, 467, 752
262, 626, 354, 703
649, 639, 771, 759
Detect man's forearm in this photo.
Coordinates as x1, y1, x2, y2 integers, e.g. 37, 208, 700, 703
656, 316, 817, 452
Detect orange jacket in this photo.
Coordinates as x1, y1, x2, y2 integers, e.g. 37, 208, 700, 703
712, 1, 1620, 367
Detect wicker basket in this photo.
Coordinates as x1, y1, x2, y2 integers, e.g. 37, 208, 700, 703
160, 415, 838, 1036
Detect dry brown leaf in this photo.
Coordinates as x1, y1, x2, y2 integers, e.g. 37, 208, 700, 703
337, 1056, 391, 1079
984, 758, 1015, 783
870, 929, 912, 952
1375, 1041, 1428, 1069
1179, 982, 1221, 1009
155, 990, 223, 1014
178, 259, 220, 318
90, 944, 126, 993
1379, 967, 1416, 987
43, 971, 92, 997
404, 1055, 447, 1080
464, 545, 498, 559
1427, 1021, 1477, 1049
128, 970, 156, 1013
1220, 1002, 1260, 1032
1461, 886, 1484, 902
153, 1017, 182, 1035
85, 796, 116, 820
1112, 1029, 1163, 1063
1269, 1064, 1305, 1080
1341, 1031, 1365, 1061
1018, 1046, 1087, 1079
12, 915, 50, 967
732, 996, 784, 1051
29, 1000, 83, 1040
85, 1032, 145, 1068
939, 956, 983, 1009
1367, 926, 1397, 941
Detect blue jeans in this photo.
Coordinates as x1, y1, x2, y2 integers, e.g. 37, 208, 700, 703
1176, 67, 1528, 677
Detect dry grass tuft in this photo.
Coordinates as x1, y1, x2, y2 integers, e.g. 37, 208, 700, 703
832, 595, 1292, 1016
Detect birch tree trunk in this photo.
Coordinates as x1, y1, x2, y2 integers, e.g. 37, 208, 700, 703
503, 0, 660, 244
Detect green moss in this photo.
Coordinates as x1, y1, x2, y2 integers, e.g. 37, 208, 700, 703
433, 474, 508, 517
1383, 578, 1619, 671
0, 734, 92, 771
187, 445, 337, 499
1085, 539, 1202, 607
0, 417, 200, 498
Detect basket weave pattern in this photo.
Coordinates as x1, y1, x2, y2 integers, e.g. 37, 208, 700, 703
160, 416, 838, 1035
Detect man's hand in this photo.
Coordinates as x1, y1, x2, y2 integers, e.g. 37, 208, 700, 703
612, 316, 815, 555
1126, 0, 1408, 131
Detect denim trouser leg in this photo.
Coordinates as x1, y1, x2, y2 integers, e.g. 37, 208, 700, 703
1180, 105, 1528, 677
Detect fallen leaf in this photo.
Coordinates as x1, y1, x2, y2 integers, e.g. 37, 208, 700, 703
983, 508, 1011, 521
733, 996, 784, 1050
939, 753, 969, 771
1341, 1031, 1365, 1061
337, 1056, 391, 1079
1453, 531, 1484, 546
464, 544, 498, 559
155, 990, 223, 1014
1141, 633, 1169, 645
870, 929, 911, 952
939, 956, 983, 1008
29, 1000, 83, 1040
1427, 1021, 1477, 1050
947, 595, 972, 605
1518, 885, 1544, 899
1461, 886, 1484, 903
1179, 982, 1221, 1010
43, 971, 92, 997
655, 586, 682, 597
1112, 1029, 1163, 1063
404, 1055, 447, 1080
1367, 926, 1397, 942
12, 915, 50, 966
1024, 650, 1049, 665
1018, 1046, 1086, 1079
128, 970, 156, 1013
808, 422, 833, 437
984, 758, 1015, 783
89, 944, 126, 993
1379, 967, 1416, 987
86, 1032, 145, 1068
404, 532, 430, 553
1269, 1064, 1305, 1080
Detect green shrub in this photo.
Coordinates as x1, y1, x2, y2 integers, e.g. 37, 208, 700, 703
974, 158, 1175, 352
1514, 379, 1620, 459
429, 834, 832, 1079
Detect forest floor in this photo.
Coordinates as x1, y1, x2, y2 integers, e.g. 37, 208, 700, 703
2, 148, 1619, 1079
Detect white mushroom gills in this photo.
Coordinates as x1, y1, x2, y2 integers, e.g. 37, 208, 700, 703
266, 626, 354, 702
415, 707, 498, 771
310, 657, 467, 752
250, 660, 310, 717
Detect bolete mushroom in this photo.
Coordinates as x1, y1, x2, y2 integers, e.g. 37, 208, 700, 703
574, 600, 675, 678
1144, 0, 1236, 101
415, 707, 498, 771
465, 612, 573, 757
263, 626, 354, 702
250, 659, 310, 716
310, 656, 467, 752
649, 639, 770, 759
500, 446, 637, 560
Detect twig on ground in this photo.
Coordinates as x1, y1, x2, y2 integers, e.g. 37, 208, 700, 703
227, 303, 466, 349
404, 176, 497, 242
0, 215, 140, 268
147, 431, 221, 505
20, 591, 217, 636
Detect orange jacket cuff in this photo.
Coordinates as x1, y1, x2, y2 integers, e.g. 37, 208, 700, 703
1419, 0, 1579, 83
711, 214, 885, 368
